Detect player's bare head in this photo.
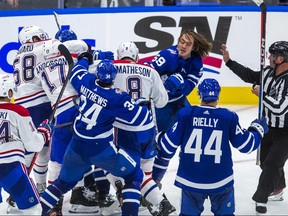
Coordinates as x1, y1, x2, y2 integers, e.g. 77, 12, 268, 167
198, 78, 220, 104
0, 74, 16, 101
18, 25, 49, 44
96, 60, 117, 87
117, 42, 139, 62
177, 29, 212, 59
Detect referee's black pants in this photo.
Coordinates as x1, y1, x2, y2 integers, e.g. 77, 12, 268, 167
252, 127, 288, 203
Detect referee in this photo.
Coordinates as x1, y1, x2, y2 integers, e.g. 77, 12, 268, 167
220, 41, 288, 214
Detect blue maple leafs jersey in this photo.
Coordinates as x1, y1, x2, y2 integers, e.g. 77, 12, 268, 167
69, 59, 153, 146
158, 105, 262, 193
148, 45, 203, 98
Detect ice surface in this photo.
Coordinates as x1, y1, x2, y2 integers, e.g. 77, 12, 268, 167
1, 106, 287, 215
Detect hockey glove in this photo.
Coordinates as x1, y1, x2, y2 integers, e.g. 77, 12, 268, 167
248, 117, 268, 138
155, 130, 166, 148
133, 97, 151, 110
152, 156, 169, 183
92, 50, 114, 60
78, 52, 93, 65
37, 119, 54, 145
164, 73, 185, 95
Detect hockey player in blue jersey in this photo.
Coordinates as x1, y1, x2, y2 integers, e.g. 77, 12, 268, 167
55, 29, 118, 214
40, 54, 153, 216
152, 78, 268, 215
146, 30, 212, 132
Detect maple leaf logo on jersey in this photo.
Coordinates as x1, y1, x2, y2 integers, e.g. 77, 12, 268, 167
167, 49, 177, 55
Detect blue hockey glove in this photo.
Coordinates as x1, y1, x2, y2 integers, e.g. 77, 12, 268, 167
248, 117, 268, 138
164, 73, 185, 95
152, 131, 169, 183
152, 156, 169, 183
78, 52, 93, 65
37, 119, 54, 146
155, 131, 166, 148
93, 50, 114, 60
133, 97, 151, 110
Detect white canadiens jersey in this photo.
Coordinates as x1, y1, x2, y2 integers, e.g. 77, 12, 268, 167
13, 40, 51, 108
63, 40, 89, 63
36, 55, 77, 117
0, 102, 45, 165
113, 60, 168, 108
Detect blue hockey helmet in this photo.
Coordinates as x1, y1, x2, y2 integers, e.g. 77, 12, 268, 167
96, 60, 117, 84
55, 29, 77, 42
198, 78, 221, 102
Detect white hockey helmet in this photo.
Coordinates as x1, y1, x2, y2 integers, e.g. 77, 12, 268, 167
43, 39, 62, 60
18, 25, 49, 44
117, 42, 139, 62
0, 75, 16, 98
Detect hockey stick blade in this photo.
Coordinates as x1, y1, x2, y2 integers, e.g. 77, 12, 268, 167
48, 44, 74, 124
58, 44, 74, 67
252, 0, 264, 6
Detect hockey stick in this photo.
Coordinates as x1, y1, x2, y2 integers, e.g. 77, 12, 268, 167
252, 0, 266, 165
25, 44, 74, 178
53, 11, 61, 30
48, 44, 74, 124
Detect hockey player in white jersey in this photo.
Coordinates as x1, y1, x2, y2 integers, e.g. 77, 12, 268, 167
153, 78, 269, 216
13, 25, 53, 200
38, 39, 102, 215
0, 74, 53, 215
114, 42, 168, 109
112, 42, 176, 215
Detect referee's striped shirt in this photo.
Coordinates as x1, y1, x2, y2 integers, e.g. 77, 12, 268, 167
225, 59, 288, 128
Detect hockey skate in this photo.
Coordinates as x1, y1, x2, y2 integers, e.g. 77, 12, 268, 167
99, 192, 120, 216
147, 197, 177, 216
46, 196, 63, 216
268, 189, 284, 201
115, 180, 123, 206
255, 202, 267, 215
69, 186, 100, 213
139, 195, 150, 211
6, 195, 17, 214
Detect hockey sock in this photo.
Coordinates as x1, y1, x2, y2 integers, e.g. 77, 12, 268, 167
41, 184, 63, 215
